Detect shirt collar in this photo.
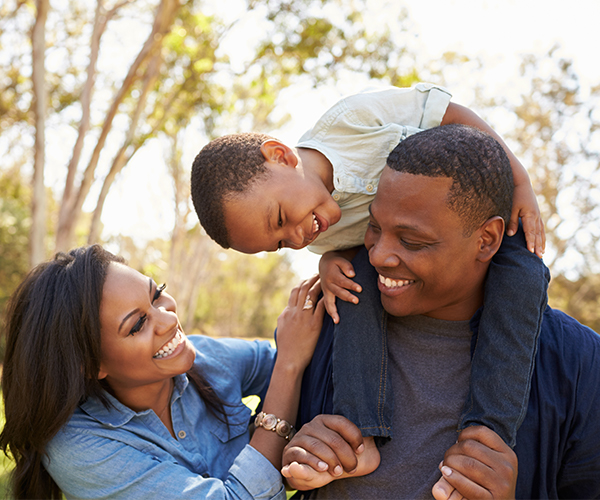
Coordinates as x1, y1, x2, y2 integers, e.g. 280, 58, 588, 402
80, 374, 189, 427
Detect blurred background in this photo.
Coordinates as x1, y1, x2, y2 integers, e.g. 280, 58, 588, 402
1, 0, 599, 349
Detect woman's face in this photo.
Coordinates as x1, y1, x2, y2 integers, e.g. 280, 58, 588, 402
98, 263, 196, 393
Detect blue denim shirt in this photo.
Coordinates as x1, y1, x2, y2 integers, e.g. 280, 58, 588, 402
43, 336, 284, 500
298, 307, 600, 499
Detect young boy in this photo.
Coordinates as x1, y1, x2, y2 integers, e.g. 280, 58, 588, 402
191, 83, 549, 483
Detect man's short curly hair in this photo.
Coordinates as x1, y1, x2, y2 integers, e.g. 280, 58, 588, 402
387, 124, 513, 236
191, 132, 277, 248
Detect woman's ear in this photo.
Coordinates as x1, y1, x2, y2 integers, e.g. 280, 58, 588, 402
97, 366, 108, 380
476, 216, 505, 263
260, 140, 299, 168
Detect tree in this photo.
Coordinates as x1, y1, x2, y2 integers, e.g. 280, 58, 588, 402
501, 48, 600, 331
30, 0, 49, 266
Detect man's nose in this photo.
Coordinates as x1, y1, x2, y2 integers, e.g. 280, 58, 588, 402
368, 237, 401, 269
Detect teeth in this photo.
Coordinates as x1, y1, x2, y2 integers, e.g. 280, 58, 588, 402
313, 214, 320, 233
379, 274, 414, 288
153, 331, 184, 359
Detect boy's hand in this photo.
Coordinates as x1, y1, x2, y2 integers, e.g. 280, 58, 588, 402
431, 426, 518, 500
319, 252, 361, 324
508, 181, 546, 258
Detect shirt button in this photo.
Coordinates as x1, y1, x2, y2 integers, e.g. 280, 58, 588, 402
178, 430, 187, 439
333, 193, 341, 201
366, 184, 374, 192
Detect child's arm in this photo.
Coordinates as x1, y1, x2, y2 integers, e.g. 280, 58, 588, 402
442, 102, 545, 258
319, 247, 362, 323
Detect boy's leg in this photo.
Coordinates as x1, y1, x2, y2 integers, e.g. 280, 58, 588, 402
459, 223, 550, 447
332, 246, 393, 439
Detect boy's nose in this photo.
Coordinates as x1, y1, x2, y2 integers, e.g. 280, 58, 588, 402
284, 226, 306, 248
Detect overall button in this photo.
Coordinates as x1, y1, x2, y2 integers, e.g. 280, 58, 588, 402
178, 430, 187, 439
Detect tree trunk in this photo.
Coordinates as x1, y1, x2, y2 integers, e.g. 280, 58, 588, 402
29, 0, 49, 267
55, 0, 181, 251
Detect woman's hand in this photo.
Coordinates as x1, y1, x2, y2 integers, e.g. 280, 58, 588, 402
275, 275, 325, 372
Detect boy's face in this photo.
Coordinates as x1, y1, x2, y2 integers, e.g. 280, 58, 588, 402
223, 163, 342, 253
364, 167, 487, 321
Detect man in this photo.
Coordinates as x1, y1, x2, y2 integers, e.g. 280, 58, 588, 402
283, 124, 600, 499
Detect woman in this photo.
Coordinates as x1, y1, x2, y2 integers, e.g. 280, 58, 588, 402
0, 245, 325, 499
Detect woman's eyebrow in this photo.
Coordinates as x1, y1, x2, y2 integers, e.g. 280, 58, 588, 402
119, 309, 139, 333
117, 278, 154, 333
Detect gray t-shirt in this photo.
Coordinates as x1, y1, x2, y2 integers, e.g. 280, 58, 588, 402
314, 314, 472, 500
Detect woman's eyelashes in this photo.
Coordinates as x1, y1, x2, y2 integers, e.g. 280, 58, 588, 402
154, 283, 166, 301
128, 284, 167, 336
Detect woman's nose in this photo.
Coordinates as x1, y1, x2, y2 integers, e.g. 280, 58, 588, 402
155, 307, 178, 335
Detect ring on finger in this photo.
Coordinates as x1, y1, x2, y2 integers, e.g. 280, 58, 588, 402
303, 297, 314, 310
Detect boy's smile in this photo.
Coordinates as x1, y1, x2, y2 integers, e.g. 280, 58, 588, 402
223, 161, 341, 253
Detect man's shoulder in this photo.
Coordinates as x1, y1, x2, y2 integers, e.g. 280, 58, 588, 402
538, 306, 600, 375
540, 306, 600, 349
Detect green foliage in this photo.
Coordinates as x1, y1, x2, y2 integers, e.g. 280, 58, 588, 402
498, 48, 600, 330
0, 169, 31, 360
193, 250, 297, 338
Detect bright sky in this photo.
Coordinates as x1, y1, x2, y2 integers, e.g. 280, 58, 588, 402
96, 0, 600, 278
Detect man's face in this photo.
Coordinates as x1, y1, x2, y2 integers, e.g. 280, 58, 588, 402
364, 167, 487, 321
223, 162, 341, 254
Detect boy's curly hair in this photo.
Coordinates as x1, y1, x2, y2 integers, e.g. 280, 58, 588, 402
191, 132, 277, 248
387, 124, 514, 236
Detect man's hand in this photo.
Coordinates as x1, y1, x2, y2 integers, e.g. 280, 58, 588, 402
282, 416, 380, 491
432, 426, 518, 500
319, 252, 362, 324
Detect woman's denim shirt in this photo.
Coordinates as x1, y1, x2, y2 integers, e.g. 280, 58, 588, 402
43, 335, 284, 500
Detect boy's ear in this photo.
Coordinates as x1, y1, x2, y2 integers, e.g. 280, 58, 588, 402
260, 140, 299, 168
476, 216, 504, 263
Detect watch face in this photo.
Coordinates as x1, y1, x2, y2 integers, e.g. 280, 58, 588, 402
275, 419, 292, 437
262, 414, 278, 431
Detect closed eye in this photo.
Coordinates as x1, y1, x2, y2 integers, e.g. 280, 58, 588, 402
401, 240, 427, 250
129, 283, 167, 336
153, 283, 166, 302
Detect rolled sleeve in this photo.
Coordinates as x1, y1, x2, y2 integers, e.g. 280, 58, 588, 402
230, 445, 286, 499
45, 429, 285, 500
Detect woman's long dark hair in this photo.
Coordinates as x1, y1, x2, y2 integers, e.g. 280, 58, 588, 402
0, 245, 227, 499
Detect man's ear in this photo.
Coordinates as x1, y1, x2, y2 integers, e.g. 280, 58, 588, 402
476, 216, 505, 263
260, 140, 298, 168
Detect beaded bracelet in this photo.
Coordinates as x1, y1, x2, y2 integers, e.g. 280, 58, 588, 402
254, 411, 296, 441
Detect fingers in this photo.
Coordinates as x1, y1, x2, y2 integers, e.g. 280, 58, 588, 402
281, 462, 334, 491
323, 292, 340, 324
284, 415, 364, 475
439, 465, 490, 500
440, 426, 518, 499
506, 208, 520, 238
455, 425, 507, 452
432, 477, 463, 500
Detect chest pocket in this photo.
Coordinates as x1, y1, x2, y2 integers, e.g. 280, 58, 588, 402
209, 402, 252, 443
